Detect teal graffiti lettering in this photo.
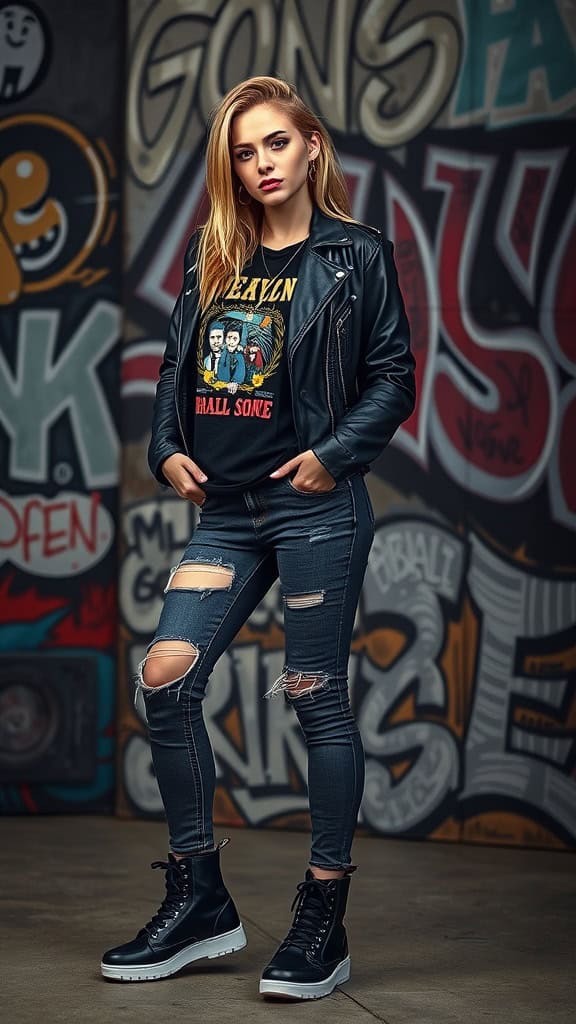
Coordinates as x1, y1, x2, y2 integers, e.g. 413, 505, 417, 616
455, 0, 576, 121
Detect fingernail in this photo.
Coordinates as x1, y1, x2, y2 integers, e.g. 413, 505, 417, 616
199, 473, 207, 481
269, 471, 278, 477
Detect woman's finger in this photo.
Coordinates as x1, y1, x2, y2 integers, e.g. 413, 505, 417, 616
182, 457, 208, 483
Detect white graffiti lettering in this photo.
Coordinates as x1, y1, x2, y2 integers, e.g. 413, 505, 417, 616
359, 520, 464, 832
128, 0, 462, 186
356, 0, 460, 145
462, 534, 576, 838
0, 302, 120, 487
358, 518, 576, 839
120, 497, 197, 634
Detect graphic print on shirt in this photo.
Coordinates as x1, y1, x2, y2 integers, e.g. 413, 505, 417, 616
196, 276, 295, 418
192, 246, 303, 490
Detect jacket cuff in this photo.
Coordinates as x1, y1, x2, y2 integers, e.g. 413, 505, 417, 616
312, 435, 360, 482
148, 443, 185, 486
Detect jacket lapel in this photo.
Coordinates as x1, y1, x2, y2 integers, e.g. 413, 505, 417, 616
287, 208, 352, 358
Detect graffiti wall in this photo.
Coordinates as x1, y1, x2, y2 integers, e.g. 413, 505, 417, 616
0, 2, 123, 812
118, 0, 576, 849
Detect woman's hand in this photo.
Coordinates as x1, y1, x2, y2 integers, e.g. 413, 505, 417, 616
269, 449, 336, 493
161, 453, 207, 505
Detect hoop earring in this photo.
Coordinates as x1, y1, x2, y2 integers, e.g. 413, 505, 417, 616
308, 160, 317, 183
238, 184, 251, 206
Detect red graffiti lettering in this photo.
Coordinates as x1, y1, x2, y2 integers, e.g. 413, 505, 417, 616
427, 150, 555, 499
69, 492, 100, 554
385, 174, 437, 466
42, 501, 69, 558
0, 492, 103, 566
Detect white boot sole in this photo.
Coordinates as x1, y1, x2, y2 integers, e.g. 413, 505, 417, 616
101, 923, 247, 981
259, 955, 351, 999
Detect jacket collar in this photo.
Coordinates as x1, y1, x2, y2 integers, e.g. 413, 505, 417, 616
308, 206, 352, 251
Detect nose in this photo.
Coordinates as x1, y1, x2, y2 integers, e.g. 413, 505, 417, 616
257, 150, 273, 176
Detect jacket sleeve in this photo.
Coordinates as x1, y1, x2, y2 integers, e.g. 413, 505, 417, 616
312, 239, 415, 481
147, 286, 186, 485
147, 234, 201, 484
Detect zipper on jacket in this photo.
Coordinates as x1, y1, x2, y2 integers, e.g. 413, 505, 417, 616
335, 307, 352, 410
325, 304, 336, 433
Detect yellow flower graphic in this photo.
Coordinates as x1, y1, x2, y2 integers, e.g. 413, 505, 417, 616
252, 373, 264, 387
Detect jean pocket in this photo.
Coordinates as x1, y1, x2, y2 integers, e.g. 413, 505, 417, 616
286, 476, 338, 497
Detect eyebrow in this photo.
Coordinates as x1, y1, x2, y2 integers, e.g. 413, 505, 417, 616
232, 130, 289, 150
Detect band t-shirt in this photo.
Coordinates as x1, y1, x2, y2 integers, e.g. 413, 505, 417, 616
192, 241, 305, 493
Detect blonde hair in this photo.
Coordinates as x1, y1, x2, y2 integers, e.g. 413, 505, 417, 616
197, 76, 355, 309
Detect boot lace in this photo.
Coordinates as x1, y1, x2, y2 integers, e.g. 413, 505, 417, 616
144, 860, 190, 937
283, 878, 335, 953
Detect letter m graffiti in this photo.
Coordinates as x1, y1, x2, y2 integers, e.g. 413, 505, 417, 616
0, 303, 120, 487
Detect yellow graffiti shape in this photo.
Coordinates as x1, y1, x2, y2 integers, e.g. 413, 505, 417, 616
0, 184, 21, 304
0, 151, 63, 305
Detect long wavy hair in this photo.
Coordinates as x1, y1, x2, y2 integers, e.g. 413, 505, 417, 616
197, 76, 355, 309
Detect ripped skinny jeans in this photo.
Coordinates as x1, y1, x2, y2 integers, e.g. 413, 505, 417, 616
135, 471, 374, 872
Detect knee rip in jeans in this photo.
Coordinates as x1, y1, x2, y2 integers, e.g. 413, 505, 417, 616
164, 559, 235, 600
284, 591, 325, 610
263, 669, 330, 701
135, 639, 200, 705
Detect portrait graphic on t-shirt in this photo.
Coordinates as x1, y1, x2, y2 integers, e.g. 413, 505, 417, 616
198, 305, 282, 396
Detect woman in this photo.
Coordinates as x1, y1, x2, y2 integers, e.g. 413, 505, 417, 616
102, 76, 415, 999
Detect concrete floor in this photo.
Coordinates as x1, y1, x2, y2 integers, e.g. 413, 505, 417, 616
1, 818, 575, 1023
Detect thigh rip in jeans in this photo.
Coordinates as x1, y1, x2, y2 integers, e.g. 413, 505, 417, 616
133, 557, 236, 706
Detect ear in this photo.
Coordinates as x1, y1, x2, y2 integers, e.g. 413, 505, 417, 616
307, 131, 321, 161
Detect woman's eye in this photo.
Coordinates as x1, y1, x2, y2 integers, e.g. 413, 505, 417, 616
271, 138, 288, 150
237, 151, 252, 161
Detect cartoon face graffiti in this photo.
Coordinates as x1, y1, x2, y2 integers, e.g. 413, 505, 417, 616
0, 3, 49, 101
0, 114, 113, 304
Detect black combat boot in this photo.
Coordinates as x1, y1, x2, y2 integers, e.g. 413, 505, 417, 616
259, 869, 353, 999
101, 839, 246, 981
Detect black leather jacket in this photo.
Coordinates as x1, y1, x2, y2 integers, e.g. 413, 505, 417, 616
148, 206, 415, 485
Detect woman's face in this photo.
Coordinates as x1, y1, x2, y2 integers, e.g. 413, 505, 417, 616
231, 103, 319, 208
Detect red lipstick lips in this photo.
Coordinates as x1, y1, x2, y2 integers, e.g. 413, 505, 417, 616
259, 178, 282, 191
